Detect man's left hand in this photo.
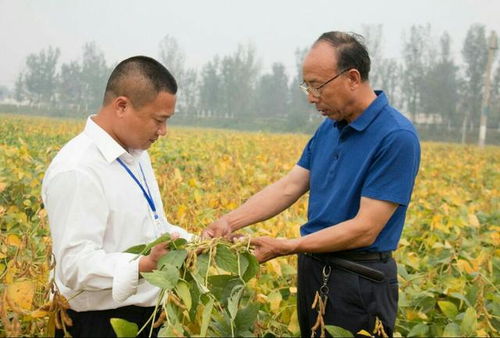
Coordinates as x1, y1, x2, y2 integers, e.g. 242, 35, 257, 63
250, 236, 298, 263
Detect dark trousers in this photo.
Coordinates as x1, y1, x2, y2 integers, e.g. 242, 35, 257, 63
54, 305, 160, 337
297, 253, 398, 337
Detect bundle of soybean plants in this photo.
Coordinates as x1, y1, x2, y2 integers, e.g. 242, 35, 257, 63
111, 233, 261, 337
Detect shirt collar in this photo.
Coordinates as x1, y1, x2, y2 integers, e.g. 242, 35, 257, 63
348, 90, 388, 132
83, 115, 142, 165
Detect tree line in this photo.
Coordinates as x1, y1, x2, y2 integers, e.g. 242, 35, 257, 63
5, 24, 500, 143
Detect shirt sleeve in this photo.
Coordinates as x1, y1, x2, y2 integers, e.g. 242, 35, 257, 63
44, 169, 140, 299
361, 130, 420, 206
297, 134, 316, 170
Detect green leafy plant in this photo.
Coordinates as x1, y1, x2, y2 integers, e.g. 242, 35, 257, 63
114, 235, 260, 337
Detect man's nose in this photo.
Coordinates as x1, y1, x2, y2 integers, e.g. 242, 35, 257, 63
307, 92, 319, 104
157, 122, 167, 136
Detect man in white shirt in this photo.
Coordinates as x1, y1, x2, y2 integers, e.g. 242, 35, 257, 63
42, 56, 191, 337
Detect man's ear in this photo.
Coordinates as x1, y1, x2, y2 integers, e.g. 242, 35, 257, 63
113, 96, 129, 117
346, 69, 362, 90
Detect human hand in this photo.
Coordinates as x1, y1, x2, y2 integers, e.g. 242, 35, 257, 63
250, 236, 296, 263
201, 217, 232, 239
139, 232, 179, 272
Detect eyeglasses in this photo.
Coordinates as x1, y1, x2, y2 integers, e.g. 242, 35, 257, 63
300, 68, 349, 98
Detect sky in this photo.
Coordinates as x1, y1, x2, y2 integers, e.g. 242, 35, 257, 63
0, 0, 498, 88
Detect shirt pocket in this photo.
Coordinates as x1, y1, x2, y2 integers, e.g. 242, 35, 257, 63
104, 208, 156, 252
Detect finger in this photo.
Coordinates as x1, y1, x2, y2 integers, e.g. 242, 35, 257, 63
250, 236, 265, 246
201, 229, 214, 240
227, 233, 246, 242
213, 226, 225, 237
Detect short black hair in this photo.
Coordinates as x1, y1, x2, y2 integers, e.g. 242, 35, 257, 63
103, 56, 177, 108
315, 31, 371, 81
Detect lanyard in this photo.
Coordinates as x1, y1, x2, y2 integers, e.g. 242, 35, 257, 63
116, 158, 159, 220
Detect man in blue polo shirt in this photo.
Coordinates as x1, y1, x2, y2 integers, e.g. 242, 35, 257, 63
202, 31, 420, 336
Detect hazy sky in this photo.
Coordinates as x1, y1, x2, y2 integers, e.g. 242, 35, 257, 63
0, 0, 498, 88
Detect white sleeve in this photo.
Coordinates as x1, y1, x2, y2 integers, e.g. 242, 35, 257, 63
162, 218, 195, 241
44, 170, 140, 298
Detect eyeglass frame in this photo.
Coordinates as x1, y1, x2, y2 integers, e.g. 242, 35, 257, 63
299, 68, 350, 98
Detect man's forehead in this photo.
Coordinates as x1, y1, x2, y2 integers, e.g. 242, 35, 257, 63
303, 43, 338, 73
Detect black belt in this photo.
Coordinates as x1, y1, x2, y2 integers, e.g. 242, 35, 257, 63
304, 252, 390, 282
331, 251, 392, 262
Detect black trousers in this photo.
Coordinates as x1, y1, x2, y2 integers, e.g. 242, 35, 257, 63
297, 253, 398, 337
54, 305, 160, 337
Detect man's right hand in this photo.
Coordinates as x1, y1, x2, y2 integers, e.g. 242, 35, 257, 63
139, 232, 179, 273
201, 217, 232, 239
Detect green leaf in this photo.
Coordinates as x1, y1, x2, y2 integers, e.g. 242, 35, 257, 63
208, 275, 243, 304
237, 252, 249, 277
438, 300, 459, 319
227, 284, 244, 320
210, 311, 233, 337
158, 249, 187, 270
215, 244, 239, 274
110, 318, 138, 337
175, 279, 192, 311
460, 307, 477, 336
449, 292, 472, 307
325, 325, 353, 337
407, 323, 429, 337
241, 251, 259, 282
200, 298, 214, 337
442, 323, 461, 337
125, 233, 172, 257
141, 233, 171, 255
234, 303, 259, 333
158, 322, 184, 337
141, 265, 179, 290
170, 238, 187, 249
196, 253, 210, 277
187, 279, 200, 320
189, 271, 210, 294
124, 244, 146, 254
165, 301, 179, 325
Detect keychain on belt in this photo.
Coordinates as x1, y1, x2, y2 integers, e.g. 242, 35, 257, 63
311, 265, 331, 338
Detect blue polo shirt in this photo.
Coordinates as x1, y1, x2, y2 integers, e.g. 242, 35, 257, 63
297, 91, 420, 252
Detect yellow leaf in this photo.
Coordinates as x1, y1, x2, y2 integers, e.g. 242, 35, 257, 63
468, 214, 480, 228
29, 309, 50, 318
173, 168, 183, 182
5, 260, 17, 284
176, 205, 187, 219
357, 329, 372, 336
6, 280, 35, 311
265, 260, 282, 277
6, 234, 22, 247
287, 309, 299, 334
491, 232, 500, 246
188, 178, 198, 187
268, 290, 282, 312
456, 259, 475, 274
406, 309, 428, 321
256, 293, 268, 304
471, 251, 489, 271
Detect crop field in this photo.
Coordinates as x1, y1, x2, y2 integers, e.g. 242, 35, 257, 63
0, 113, 499, 337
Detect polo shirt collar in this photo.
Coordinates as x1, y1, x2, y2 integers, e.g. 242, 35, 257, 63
84, 115, 142, 164
349, 90, 388, 132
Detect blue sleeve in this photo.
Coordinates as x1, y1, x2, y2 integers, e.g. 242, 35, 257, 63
361, 130, 420, 206
297, 134, 315, 170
